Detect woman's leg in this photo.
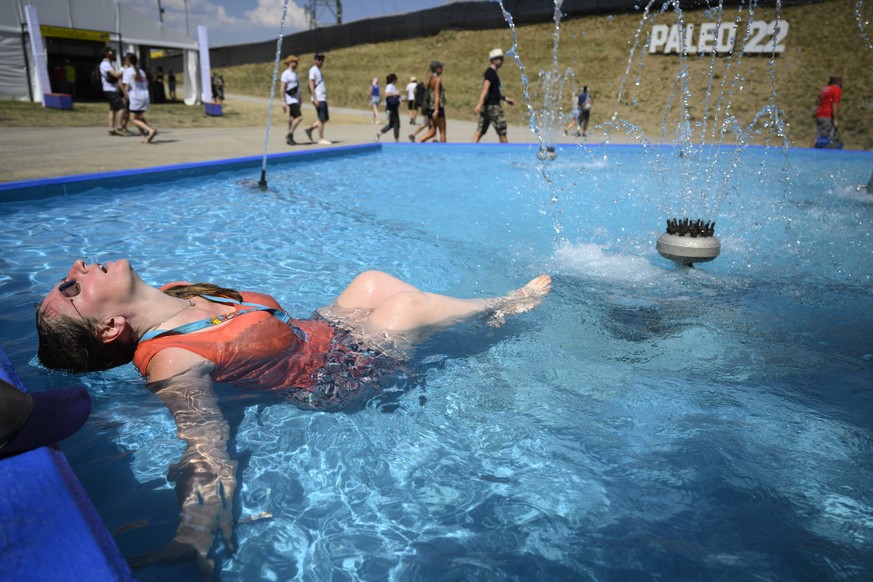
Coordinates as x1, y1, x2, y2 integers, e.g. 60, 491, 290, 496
363, 274, 552, 333
391, 111, 400, 140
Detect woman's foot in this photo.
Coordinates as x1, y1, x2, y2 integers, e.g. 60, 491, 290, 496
487, 275, 552, 326
143, 129, 157, 143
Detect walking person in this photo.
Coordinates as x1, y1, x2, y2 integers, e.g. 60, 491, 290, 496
376, 74, 402, 142
576, 86, 593, 137
813, 76, 843, 148
122, 54, 157, 143
369, 77, 381, 124
472, 48, 515, 143
563, 89, 582, 136
214, 73, 225, 102
418, 61, 447, 143
167, 69, 177, 101
405, 76, 419, 125
153, 66, 167, 104
99, 46, 127, 137
280, 55, 304, 145
304, 53, 331, 145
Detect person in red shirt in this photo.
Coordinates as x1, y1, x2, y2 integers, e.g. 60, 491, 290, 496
813, 76, 843, 148
35, 259, 551, 572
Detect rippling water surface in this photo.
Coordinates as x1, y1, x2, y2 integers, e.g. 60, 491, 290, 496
1, 145, 872, 580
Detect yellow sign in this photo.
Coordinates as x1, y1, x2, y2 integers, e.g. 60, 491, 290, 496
150, 49, 165, 59
40, 25, 109, 43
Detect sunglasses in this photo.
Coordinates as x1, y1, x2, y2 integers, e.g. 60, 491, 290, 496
59, 278, 85, 320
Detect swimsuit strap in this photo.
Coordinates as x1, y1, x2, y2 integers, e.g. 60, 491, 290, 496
140, 294, 308, 343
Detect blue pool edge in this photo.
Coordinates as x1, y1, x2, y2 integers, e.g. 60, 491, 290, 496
2, 141, 869, 201
0, 348, 134, 581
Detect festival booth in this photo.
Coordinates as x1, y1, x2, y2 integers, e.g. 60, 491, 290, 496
0, 0, 201, 106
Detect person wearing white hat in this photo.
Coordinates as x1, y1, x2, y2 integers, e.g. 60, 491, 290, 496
472, 48, 515, 143
280, 55, 303, 145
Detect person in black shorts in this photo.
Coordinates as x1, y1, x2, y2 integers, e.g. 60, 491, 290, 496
99, 46, 127, 136
280, 55, 304, 145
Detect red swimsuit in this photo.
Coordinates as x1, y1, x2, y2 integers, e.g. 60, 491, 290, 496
132, 289, 335, 392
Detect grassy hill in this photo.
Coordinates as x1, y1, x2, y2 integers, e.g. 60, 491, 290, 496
221, 0, 872, 149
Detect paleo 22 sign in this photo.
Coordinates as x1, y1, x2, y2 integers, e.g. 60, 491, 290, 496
649, 20, 789, 54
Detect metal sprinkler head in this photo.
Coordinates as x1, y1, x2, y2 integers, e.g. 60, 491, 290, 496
537, 146, 557, 161
656, 218, 721, 265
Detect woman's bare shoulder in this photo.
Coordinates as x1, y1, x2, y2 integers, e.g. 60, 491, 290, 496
147, 347, 213, 384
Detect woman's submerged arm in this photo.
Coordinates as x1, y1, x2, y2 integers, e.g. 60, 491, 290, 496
132, 351, 236, 576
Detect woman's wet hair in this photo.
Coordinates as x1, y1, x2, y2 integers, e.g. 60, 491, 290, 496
162, 282, 242, 303
386, 73, 397, 84
36, 282, 243, 373
36, 309, 135, 373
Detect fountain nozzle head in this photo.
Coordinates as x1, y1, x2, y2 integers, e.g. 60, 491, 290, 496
656, 218, 721, 265
537, 146, 557, 161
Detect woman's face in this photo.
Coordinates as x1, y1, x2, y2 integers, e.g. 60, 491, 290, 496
40, 259, 137, 321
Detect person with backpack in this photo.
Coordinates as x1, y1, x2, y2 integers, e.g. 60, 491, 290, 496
408, 79, 430, 141
376, 73, 402, 142
416, 60, 447, 143
98, 46, 128, 137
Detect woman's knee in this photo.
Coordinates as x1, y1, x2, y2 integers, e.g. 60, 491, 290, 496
336, 270, 417, 309
349, 270, 391, 294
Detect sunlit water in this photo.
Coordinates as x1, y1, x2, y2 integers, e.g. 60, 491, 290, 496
1, 144, 872, 580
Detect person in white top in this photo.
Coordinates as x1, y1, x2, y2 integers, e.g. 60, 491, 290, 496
99, 46, 127, 136
122, 53, 157, 143
304, 53, 331, 145
280, 55, 304, 146
405, 76, 419, 125
376, 73, 402, 142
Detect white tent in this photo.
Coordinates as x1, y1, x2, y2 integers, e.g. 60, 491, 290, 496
0, 0, 201, 105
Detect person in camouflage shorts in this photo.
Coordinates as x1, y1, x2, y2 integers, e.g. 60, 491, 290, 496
472, 48, 515, 143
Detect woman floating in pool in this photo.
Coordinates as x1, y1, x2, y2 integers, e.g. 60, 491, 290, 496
36, 259, 551, 572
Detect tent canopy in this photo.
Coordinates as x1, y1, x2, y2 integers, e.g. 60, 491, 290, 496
0, 0, 196, 49
0, 0, 199, 103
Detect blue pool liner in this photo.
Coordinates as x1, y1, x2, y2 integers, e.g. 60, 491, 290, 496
0, 347, 133, 581
0, 143, 382, 201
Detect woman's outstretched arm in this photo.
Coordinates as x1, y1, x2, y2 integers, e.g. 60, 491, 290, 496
131, 355, 236, 577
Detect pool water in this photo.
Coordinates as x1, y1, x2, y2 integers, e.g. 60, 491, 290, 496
1, 144, 872, 580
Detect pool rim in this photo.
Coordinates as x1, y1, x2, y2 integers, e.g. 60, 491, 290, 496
3, 142, 868, 202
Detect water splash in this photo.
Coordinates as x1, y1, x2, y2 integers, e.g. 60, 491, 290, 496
492, 0, 567, 235
602, 0, 791, 230
258, 0, 291, 189
856, 0, 873, 85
